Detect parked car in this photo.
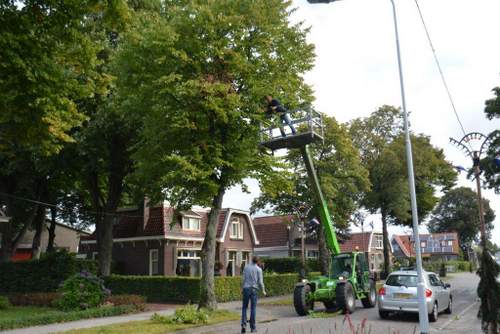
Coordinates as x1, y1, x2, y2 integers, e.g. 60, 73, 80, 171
378, 269, 452, 322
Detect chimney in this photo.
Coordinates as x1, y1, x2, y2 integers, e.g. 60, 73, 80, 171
143, 197, 150, 229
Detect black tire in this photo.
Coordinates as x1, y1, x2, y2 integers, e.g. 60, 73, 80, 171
361, 279, 377, 308
294, 284, 314, 316
378, 310, 389, 319
429, 302, 438, 322
445, 297, 452, 314
336, 282, 356, 314
323, 300, 336, 311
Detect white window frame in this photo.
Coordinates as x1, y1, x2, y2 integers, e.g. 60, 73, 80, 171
227, 251, 237, 276
420, 241, 426, 248
149, 249, 159, 276
92, 252, 98, 260
177, 249, 201, 259
447, 240, 453, 246
230, 218, 243, 240
375, 235, 383, 249
182, 216, 201, 231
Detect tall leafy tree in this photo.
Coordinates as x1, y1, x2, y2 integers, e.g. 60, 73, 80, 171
429, 187, 495, 259
0, 0, 127, 262
351, 107, 456, 274
113, 0, 315, 309
482, 87, 500, 193
253, 115, 370, 274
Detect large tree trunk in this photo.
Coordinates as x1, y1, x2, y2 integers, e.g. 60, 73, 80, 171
98, 214, 115, 276
381, 210, 390, 278
199, 185, 225, 311
46, 207, 57, 253
317, 219, 330, 275
31, 205, 46, 260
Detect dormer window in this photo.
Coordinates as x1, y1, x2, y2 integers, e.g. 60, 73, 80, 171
230, 218, 243, 240
182, 216, 201, 231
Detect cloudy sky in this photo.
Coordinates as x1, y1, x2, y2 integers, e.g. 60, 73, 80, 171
224, 0, 500, 244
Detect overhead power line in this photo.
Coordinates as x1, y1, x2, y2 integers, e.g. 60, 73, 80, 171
412, 0, 469, 140
0, 192, 143, 219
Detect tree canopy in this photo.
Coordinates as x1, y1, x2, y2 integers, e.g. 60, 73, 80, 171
481, 86, 500, 193
429, 186, 495, 257
113, 0, 315, 309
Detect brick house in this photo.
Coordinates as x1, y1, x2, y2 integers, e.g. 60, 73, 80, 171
391, 232, 460, 262
252, 214, 386, 274
79, 203, 259, 277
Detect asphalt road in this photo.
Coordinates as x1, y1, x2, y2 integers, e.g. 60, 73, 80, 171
182, 272, 481, 334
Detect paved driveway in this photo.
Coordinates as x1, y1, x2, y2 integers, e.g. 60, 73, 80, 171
185, 272, 481, 334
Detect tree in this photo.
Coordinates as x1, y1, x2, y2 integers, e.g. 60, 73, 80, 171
0, 0, 129, 262
481, 87, 500, 193
252, 115, 370, 274
477, 249, 500, 334
113, 0, 315, 309
351, 106, 457, 275
429, 187, 495, 259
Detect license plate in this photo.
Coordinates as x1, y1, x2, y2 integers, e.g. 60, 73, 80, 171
394, 293, 411, 299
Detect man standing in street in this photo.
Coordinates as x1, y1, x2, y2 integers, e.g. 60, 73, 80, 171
241, 256, 266, 333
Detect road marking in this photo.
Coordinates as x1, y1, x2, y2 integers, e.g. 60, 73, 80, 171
437, 301, 478, 330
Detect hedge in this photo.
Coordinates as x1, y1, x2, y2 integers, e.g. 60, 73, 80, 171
105, 273, 299, 303
423, 260, 472, 273
0, 251, 97, 294
262, 257, 321, 273
0, 305, 136, 331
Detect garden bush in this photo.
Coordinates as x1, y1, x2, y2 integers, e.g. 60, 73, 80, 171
56, 271, 110, 311
0, 251, 96, 294
0, 296, 11, 309
105, 273, 299, 303
8, 293, 61, 307
151, 304, 208, 325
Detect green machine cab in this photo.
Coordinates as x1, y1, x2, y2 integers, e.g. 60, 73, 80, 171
260, 110, 377, 315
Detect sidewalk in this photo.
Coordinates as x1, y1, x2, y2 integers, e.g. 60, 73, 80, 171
0, 296, 287, 334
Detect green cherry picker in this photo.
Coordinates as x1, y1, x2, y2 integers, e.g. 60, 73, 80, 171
260, 108, 377, 315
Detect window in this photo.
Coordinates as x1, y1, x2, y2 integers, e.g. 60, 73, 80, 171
149, 249, 159, 276
230, 218, 243, 240
386, 274, 418, 287
182, 217, 201, 231
177, 249, 201, 277
241, 251, 250, 273
375, 235, 383, 249
428, 274, 441, 287
447, 240, 453, 246
307, 250, 319, 259
226, 251, 237, 276
92, 252, 98, 260
420, 241, 426, 248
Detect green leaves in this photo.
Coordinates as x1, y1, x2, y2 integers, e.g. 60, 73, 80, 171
114, 0, 315, 207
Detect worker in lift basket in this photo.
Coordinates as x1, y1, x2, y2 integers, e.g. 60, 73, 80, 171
265, 95, 297, 137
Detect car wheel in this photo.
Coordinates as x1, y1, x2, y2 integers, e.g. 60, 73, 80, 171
361, 280, 377, 308
429, 302, 438, 322
378, 310, 389, 319
336, 282, 356, 314
445, 297, 452, 314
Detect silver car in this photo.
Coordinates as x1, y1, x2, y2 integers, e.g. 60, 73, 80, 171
378, 270, 452, 322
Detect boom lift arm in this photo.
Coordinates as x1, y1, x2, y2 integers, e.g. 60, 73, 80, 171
300, 145, 340, 255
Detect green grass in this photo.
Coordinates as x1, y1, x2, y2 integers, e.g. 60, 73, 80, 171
0, 306, 62, 322
59, 310, 239, 334
260, 297, 293, 306
0, 305, 138, 331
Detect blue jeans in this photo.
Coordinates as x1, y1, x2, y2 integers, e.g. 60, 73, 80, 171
241, 287, 258, 330
279, 113, 296, 137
